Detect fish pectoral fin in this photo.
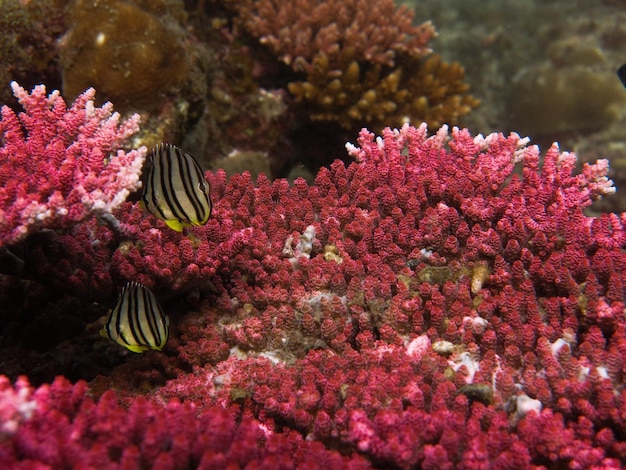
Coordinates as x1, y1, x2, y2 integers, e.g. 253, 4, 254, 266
99, 327, 109, 339
165, 219, 185, 232
125, 344, 150, 353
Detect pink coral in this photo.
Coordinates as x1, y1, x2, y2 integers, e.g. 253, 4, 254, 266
149, 123, 623, 467
0, 376, 370, 468
0, 376, 36, 440
0, 82, 146, 247
2, 120, 626, 468
236, 0, 435, 70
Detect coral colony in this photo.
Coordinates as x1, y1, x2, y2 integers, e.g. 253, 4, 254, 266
233, 0, 478, 131
0, 82, 145, 248
1, 80, 626, 468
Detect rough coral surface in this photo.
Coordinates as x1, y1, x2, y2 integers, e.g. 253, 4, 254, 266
234, 0, 478, 130
0, 376, 370, 468
2, 123, 626, 468
0, 82, 146, 248
60, 0, 190, 109
237, 0, 435, 69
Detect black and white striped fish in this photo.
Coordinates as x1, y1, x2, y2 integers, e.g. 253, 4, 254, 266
100, 282, 169, 353
141, 144, 212, 232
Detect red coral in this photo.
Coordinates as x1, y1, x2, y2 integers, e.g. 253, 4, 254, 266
0, 376, 370, 468
3, 121, 626, 468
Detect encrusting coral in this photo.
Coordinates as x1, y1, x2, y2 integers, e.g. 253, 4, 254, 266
1, 82, 626, 467
232, 0, 478, 131
60, 0, 190, 110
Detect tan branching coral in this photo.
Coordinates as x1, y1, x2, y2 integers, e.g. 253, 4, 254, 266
234, 0, 478, 130
403, 54, 480, 130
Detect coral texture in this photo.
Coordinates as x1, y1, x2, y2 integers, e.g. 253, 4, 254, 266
0, 82, 146, 248
2, 122, 625, 467
0, 376, 370, 468
234, 0, 478, 130
143, 124, 624, 469
60, 0, 189, 109
238, 0, 434, 68
0, 1, 64, 105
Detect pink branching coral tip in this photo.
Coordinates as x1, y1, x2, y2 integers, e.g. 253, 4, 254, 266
0, 81, 147, 247
347, 122, 616, 215
0, 376, 37, 440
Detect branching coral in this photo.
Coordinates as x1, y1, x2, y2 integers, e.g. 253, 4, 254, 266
234, 0, 478, 130
0, 376, 371, 468
1, 116, 625, 467
237, 0, 434, 69
0, 82, 146, 248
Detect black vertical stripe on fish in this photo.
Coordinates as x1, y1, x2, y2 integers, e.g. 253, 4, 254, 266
160, 146, 186, 221
155, 145, 178, 220
139, 283, 163, 346
141, 144, 212, 232
178, 145, 211, 223
169, 146, 195, 221
100, 282, 169, 353
127, 285, 146, 346
177, 148, 206, 222
115, 285, 131, 346
153, 147, 172, 221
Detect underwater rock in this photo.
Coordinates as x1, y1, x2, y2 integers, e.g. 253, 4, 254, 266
60, 0, 189, 110
507, 62, 626, 138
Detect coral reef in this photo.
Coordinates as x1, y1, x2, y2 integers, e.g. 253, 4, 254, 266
3, 2, 626, 464
233, 0, 478, 131
0, 0, 481, 178
1, 120, 625, 467
0, 82, 146, 248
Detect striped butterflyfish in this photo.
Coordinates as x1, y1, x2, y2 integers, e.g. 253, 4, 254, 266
141, 144, 212, 232
100, 282, 169, 353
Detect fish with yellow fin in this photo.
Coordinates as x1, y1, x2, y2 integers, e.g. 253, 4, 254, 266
141, 144, 212, 232
100, 282, 169, 353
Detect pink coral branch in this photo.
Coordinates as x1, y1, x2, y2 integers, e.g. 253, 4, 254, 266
0, 82, 146, 247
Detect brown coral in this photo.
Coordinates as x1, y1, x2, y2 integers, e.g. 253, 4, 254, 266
60, 0, 190, 110
234, 0, 478, 130
287, 50, 478, 130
